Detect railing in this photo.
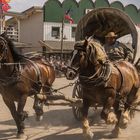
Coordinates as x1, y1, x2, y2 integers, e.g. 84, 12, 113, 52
1, 28, 19, 41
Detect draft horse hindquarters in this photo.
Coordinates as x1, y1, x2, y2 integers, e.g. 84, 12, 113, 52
66, 39, 140, 139
0, 33, 55, 138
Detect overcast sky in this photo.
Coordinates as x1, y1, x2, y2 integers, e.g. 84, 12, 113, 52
9, 0, 140, 12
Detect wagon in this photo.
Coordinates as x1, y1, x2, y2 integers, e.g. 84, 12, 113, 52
72, 7, 140, 120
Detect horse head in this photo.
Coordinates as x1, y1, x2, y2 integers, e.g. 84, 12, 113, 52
0, 32, 21, 64
66, 38, 108, 80
66, 39, 88, 80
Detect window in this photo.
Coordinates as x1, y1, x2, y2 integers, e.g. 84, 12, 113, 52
71, 27, 76, 38
51, 27, 60, 38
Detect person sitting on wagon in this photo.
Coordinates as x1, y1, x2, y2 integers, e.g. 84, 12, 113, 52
104, 32, 133, 62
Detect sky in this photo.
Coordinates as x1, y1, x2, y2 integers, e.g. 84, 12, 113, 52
8, 0, 140, 13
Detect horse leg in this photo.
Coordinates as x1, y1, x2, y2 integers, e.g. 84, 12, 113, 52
82, 98, 93, 140
33, 83, 52, 121
33, 95, 44, 121
120, 87, 139, 129
111, 100, 122, 138
125, 86, 139, 119
16, 95, 28, 138
2, 97, 25, 138
101, 96, 117, 124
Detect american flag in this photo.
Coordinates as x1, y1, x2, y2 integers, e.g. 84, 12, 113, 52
64, 8, 74, 24
0, 0, 11, 13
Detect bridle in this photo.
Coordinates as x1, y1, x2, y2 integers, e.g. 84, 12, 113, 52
0, 36, 8, 62
69, 42, 112, 86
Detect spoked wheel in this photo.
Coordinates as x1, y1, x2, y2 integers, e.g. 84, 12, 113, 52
72, 81, 83, 121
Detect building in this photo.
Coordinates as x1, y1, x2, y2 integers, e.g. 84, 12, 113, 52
4, 0, 140, 56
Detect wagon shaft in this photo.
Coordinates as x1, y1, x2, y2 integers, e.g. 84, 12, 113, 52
36, 94, 83, 107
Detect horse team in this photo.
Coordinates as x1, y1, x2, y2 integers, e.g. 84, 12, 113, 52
0, 33, 140, 140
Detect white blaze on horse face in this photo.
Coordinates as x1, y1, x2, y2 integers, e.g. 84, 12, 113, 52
69, 50, 78, 66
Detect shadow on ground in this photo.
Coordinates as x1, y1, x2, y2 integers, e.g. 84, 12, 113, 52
0, 107, 116, 140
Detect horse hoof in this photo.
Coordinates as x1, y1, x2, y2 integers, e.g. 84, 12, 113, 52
120, 111, 130, 129
36, 115, 43, 121
107, 112, 118, 124
16, 133, 28, 139
83, 131, 94, 140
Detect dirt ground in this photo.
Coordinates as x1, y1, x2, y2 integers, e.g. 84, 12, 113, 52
1, 77, 140, 140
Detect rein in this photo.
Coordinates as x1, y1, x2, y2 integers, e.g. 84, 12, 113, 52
67, 65, 79, 73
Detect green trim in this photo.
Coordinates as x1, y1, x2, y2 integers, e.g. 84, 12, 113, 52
125, 4, 140, 23
43, 0, 140, 24
110, 1, 124, 11
95, 0, 109, 8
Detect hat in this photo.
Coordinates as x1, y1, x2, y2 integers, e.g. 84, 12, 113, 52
105, 32, 117, 38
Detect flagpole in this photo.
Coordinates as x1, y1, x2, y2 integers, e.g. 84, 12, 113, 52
60, 17, 64, 64
0, 0, 3, 34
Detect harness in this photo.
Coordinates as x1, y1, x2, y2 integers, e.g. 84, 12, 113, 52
25, 58, 42, 84
79, 61, 112, 86
113, 63, 124, 93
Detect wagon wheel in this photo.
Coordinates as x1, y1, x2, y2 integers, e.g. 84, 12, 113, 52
72, 81, 83, 121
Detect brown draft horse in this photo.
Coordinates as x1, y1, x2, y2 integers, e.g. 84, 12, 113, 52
0, 33, 55, 139
66, 38, 140, 139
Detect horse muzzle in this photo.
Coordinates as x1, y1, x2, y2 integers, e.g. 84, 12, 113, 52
66, 69, 77, 80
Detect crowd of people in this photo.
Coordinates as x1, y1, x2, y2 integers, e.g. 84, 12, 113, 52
46, 55, 70, 77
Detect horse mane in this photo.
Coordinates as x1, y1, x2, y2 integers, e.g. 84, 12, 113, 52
87, 38, 108, 63
1, 34, 24, 62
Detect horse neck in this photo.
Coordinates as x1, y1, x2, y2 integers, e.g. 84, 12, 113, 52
80, 60, 100, 77
6, 49, 14, 63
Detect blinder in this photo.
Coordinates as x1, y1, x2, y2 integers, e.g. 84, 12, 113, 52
74, 40, 87, 51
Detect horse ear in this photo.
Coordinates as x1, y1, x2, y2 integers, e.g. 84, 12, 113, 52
84, 37, 88, 47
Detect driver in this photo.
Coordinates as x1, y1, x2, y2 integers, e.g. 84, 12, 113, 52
104, 32, 133, 62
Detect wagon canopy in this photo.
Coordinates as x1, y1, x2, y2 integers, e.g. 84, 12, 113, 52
75, 7, 140, 64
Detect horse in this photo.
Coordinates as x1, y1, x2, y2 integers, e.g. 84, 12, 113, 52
66, 38, 140, 139
0, 33, 55, 139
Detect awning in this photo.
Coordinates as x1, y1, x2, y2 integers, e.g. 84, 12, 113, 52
39, 40, 74, 53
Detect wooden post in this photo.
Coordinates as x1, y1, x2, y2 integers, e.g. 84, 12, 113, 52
60, 17, 64, 64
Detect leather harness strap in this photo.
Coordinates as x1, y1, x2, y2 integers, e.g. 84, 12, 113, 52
25, 58, 42, 84
113, 63, 124, 94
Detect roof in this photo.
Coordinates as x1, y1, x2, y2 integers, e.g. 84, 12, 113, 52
5, 6, 42, 21
39, 40, 74, 53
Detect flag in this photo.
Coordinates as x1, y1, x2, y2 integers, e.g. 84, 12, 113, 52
0, 0, 11, 13
64, 9, 74, 24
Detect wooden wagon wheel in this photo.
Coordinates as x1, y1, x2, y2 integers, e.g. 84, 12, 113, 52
72, 81, 83, 121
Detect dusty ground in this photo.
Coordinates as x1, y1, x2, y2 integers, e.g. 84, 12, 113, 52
0, 77, 140, 140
